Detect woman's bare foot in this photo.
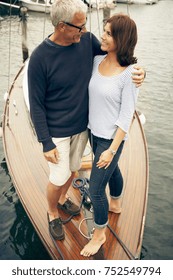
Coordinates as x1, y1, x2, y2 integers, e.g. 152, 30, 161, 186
80, 228, 106, 257
109, 197, 122, 214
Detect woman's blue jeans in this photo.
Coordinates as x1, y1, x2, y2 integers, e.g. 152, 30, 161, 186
89, 133, 124, 228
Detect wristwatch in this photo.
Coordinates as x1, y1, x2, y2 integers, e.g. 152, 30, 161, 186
109, 149, 117, 156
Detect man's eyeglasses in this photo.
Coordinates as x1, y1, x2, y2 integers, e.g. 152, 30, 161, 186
63, 21, 86, 33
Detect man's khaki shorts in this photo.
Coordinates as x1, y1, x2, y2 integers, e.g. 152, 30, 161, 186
48, 130, 88, 186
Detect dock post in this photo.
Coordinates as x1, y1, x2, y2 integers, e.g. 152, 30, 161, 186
103, 6, 111, 22
19, 6, 29, 62
102, 1, 117, 24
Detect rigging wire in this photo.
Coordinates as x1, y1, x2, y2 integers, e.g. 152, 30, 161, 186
88, 0, 93, 39
42, 15, 47, 41
95, 0, 101, 38
126, 0, 131, 16
42, 2, 48, 40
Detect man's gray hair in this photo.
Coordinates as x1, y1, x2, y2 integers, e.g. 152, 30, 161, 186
50, 0, 88, 27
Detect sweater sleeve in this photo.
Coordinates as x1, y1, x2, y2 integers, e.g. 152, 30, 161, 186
28, 51, 56, 152
115, 73, 139, 133
91, 33, 106, 56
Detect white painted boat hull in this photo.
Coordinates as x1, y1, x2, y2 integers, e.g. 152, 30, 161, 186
116, 0, 158, 4
20, 0, 51, 13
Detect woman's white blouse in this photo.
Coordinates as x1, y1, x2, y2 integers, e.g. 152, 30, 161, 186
88, 55, 139, 140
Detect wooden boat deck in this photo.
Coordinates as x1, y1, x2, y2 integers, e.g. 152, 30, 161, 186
2, 65, 149, 260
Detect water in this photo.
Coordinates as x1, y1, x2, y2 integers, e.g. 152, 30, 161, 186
0, 0, 173, 260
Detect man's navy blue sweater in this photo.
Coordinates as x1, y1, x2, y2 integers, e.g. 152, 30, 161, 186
28, 32, 103, 152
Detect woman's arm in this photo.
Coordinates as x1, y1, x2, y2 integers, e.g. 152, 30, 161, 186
97, 69, 138, 169
96, 127, 125, 169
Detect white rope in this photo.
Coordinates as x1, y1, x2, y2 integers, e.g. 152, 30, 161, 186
78, 217, 94, 239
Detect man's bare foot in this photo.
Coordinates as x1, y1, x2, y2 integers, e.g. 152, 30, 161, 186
80, 228, 106, 257
109, 197, 122, 214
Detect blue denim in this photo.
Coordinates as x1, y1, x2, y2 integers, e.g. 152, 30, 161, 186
89, 132, 124, 228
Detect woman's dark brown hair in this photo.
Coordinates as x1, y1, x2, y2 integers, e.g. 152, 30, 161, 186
106, 14, 138, 66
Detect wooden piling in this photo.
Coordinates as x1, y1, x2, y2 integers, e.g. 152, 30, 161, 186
19, 6, 29, 62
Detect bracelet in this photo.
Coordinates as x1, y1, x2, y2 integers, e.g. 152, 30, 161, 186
109, 149, 116, 156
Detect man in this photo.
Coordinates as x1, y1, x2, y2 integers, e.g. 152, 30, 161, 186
28, 0, 145, 240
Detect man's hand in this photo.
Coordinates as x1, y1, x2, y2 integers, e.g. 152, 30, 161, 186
132, 65, 146, 88
44, 147, 59, 163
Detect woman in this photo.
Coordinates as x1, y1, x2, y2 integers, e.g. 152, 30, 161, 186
81, 13, 139, 257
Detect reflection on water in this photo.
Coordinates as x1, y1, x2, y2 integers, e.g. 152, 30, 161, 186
140, 245, 148, 260
0, 0, 173, 260
0, 161, 50, 260
10, 201, 51, 260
